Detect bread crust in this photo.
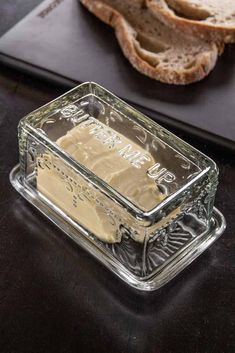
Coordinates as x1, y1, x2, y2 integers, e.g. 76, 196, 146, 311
146, 0, 235, 43
80, 0, 218, 85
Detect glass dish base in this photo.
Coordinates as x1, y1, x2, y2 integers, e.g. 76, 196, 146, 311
10, 164, 226, 291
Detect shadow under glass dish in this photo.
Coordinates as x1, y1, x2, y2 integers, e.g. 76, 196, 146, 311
10, 82, 226, 291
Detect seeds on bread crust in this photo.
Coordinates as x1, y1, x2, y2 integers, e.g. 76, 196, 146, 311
80, 0, 218, 84
147, 0, 235, 43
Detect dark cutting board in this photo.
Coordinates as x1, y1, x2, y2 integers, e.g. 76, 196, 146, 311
0, 0, 234, 150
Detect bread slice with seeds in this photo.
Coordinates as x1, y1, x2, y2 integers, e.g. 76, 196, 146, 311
80, 0, 218, 85
147, 0, 235, 43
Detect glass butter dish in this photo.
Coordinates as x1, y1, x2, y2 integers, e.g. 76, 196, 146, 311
10, 82, 226, 291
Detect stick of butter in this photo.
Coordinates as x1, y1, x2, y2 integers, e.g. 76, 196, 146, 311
37, 117, 166, 243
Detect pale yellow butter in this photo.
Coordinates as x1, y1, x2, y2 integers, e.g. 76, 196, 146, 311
37, 119, 167, 243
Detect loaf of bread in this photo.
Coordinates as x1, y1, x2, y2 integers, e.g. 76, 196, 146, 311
147, 0, 235, 43
80, 0, 218, 84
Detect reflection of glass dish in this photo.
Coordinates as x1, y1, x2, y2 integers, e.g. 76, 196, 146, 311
10, 82, 226, 290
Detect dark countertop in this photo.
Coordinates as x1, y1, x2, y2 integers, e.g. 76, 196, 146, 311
0, 2, 234, 353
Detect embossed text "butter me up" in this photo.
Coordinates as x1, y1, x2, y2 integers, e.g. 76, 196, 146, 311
80, 117, 151, 169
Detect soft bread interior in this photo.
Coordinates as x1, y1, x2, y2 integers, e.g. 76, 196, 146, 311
165, 0, 210, 21
148, 0, 235, 31
81, 0, 218, 84
136, 33, 169, 54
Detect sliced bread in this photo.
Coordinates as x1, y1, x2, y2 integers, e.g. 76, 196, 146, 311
147, 0, 235, 43
80, 0, 218, 85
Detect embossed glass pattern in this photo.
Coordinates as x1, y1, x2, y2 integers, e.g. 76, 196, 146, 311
10, 82, 226, 291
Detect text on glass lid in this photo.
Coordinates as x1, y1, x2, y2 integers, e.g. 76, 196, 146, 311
80, 117, 153, 169
60, 112, 176, 183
